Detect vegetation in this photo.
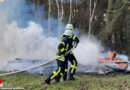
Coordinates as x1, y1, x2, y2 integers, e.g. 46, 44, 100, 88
0, 72, 130, 90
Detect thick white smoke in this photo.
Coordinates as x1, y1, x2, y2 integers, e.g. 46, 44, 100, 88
0, 20, 57, 61
0, 19, 58, 72
0, 0, 58, 62
0, 1, 59, 72
74, 35, 102, 66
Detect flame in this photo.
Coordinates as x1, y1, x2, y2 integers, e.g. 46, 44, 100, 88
114, 58, 126, 68
101, 57, 127, 68
109, 51, 114, 61
100, 52, 127, 68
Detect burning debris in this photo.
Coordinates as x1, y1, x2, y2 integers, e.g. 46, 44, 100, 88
98, 51, 130, 74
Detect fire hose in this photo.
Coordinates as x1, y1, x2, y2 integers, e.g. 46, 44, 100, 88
0, 44, 77, 76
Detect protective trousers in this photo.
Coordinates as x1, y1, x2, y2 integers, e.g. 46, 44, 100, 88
63, 53, 77, 80
46, 59, 67, 82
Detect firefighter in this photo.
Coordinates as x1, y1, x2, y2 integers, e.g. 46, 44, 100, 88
44, 24, 79, 84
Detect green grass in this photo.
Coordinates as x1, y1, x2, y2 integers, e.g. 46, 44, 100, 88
0, 72, 130, 90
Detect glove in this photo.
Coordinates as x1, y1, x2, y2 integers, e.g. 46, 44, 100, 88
72, 41, 78, 48
73, 37, 79, 48
74, 37, 79, 44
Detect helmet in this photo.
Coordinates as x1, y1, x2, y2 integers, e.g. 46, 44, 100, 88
64, 24, 74, 36
65, 24, 74, 30
64, 30, 73, 36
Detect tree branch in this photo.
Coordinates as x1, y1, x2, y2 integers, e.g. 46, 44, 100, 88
122, 0, 130, 3
104, 2, 127, 13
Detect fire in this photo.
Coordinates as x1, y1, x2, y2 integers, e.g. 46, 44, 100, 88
114, 58, 126, 68
100, 52, 127, 69
98, 50, 129, 71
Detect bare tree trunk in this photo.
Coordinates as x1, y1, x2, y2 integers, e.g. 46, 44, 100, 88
88, 0, 98, 39
60, 0, 64, 32
106, 0, 112, 33
56, 0, 60, 38
88, 0, 92, 39
69, 0, 72, 23
48, 0, 51, 37
105, 0, 112, 49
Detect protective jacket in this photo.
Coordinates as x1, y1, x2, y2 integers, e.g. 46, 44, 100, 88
56, 34, 79, 61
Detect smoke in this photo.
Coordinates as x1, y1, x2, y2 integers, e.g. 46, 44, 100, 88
0, 0, 59, 62
74, 35, 102, 66
0, 21, 58, 60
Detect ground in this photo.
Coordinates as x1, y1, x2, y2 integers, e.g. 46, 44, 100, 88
0, 72, 130, 90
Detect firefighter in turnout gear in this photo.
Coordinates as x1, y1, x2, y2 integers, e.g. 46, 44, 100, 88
44, 24, 79, 84
62, 24, 79, 81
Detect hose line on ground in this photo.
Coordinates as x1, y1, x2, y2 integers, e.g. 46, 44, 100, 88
0, 44, 76, 76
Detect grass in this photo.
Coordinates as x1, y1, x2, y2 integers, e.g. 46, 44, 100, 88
0, 72, 130, 90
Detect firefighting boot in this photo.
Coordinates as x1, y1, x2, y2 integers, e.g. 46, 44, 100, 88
55, 75, 61, 82
63, 72, 67, 81
68, 74, 75, 80
44, 78, 51, 85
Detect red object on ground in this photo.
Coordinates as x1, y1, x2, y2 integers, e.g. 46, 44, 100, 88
0, 78, 2, 84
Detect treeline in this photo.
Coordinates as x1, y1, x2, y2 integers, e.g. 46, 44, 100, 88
26, 0, 130, 56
